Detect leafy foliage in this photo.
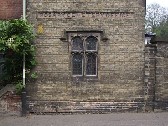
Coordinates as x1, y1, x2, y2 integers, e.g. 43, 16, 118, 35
0, 19, 36, 93
154, 18, 168, 40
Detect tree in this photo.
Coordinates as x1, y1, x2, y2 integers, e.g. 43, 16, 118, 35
145, 3, 168, 33
146, 3, 168, 40
155, 17, 168, 40
0, 19, 36, 93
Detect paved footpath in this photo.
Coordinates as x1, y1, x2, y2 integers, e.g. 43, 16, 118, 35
0, 112, 168, 126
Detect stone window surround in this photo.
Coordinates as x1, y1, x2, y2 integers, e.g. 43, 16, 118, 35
60, 30, 108, 80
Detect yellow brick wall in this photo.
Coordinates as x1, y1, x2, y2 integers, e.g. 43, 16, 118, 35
26, 0, 146, 112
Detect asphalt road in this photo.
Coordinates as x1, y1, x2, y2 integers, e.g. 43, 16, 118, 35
0, 112, 168, 126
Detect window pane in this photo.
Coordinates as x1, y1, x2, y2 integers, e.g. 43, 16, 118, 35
72, 36, 83, 51
86, 54, 97, 75
86, 36, 97, 51
72, 54, 83, 75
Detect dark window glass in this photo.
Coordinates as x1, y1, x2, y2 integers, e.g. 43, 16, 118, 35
86, 36, 97, 51
86, 54, 97, 75
72, 54, 83, 75
72, 36, 83, 51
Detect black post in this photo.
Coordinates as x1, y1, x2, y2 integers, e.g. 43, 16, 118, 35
21, 88, 27, 116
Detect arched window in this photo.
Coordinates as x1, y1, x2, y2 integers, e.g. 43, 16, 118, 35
70, 33, 99, 77
86, 36, 98, 51
72, 36, 83, 51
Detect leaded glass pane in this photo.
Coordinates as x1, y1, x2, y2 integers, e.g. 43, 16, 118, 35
86, 54, 97, 75
72, 36, 83, 51
72, 54, 83, 75
86, 36, 97, 51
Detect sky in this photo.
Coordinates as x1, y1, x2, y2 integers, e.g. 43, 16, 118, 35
147, 0, 168, 8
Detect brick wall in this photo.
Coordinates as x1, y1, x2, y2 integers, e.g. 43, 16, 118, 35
0, 0, 22, 20
155, 41, 168, 110
26, 0, 146, 113
0, 91, 21, 115
143, 40, 168, 111
144, 44, 156, 111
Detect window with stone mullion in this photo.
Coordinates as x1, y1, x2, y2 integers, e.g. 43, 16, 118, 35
71, 34, 98, 77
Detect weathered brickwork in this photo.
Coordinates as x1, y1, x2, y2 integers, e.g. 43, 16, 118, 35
143, 40, 168, 111
155, 41, 168, 111
27, 101, 144, 113
26, 0, 146, 113
0, 0, 22, 20
144, 44, 156, 111
0, 91, 21, 115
